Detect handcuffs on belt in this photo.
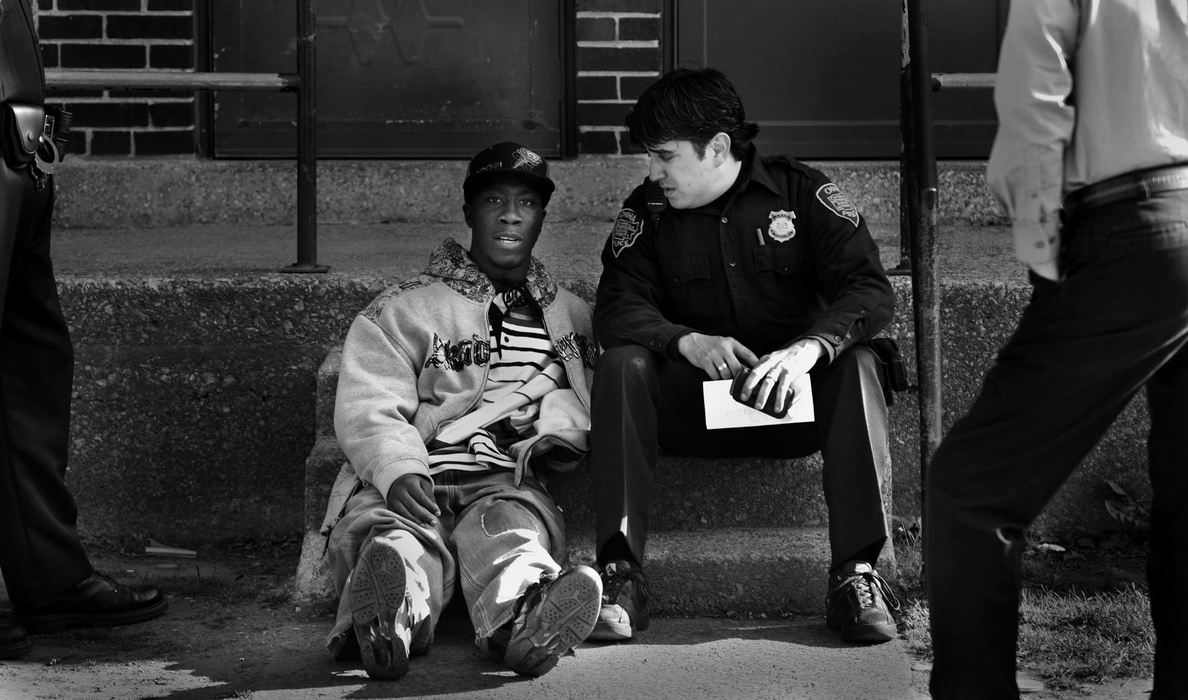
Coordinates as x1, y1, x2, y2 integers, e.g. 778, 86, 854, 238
30, 106, 72, 190
6, 104, 72, 190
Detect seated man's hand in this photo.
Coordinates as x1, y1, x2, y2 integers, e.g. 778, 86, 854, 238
676, 332, 759, 379
385, 474, 440, 527
738, 338, 825, 416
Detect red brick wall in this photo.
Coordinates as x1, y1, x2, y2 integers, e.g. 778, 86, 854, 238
33, 1, 664, 157
34, 0, 196, 157
575, 0, 664, 155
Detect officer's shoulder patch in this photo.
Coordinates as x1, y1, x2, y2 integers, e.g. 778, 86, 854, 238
611, 208, 644, 258
815, 182, 860, 228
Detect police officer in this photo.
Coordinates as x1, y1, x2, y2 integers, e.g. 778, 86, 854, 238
588, 67, 898, 645
926, 1, 1188, 696
1, 0, 166, 659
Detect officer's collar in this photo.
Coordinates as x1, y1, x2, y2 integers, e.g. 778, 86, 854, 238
735, 145, 781, 197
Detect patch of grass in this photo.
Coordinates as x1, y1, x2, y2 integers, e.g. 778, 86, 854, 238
892, 527, 1155, 691
1018, 585, 1153, 690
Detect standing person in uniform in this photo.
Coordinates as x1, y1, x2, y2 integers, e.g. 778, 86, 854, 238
1, 0, 166, 660
588, 67, 899, 645
926, 2, 1188, 697
320, 142, 604, 680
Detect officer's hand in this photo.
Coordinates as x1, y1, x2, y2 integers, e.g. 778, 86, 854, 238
738, 338, 826, 416
676, 332, 759, 379
385, 474, 439, 527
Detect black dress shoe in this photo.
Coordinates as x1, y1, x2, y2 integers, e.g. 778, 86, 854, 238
0, 620, 32, 659
15, 572, 168, 634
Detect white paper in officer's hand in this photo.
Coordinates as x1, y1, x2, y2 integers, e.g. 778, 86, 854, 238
702, 374, 814, 430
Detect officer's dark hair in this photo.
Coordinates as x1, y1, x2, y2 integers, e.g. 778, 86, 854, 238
624, 66, 760, 160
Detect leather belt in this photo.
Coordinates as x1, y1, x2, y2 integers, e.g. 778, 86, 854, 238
1064, 162, 1188, 217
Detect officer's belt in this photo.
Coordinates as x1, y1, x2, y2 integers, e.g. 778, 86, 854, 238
1, 102, 44, 165
1064, 162, 1188, 217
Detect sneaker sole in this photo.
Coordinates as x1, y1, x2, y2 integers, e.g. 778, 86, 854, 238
17, 597, 169, 635
840, 621, 897, 644
506, 567, 602, 677
350, 540, 412, 680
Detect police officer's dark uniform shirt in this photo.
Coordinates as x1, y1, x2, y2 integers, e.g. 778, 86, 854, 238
595, 147, 894, 363
1, 0, 45, 106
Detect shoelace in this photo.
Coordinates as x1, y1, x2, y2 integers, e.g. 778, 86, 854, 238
834, 570, 901, 612
602, 563, 649, 604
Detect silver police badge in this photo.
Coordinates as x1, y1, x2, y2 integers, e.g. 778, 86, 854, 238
767, 210, 797, 242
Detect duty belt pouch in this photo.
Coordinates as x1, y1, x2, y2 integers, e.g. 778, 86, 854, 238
1, 103, 43, 169
864, 337, 909, 406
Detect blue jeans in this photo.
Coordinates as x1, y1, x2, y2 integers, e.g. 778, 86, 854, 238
926, 188, 1188, 699
325, 469, 567, 650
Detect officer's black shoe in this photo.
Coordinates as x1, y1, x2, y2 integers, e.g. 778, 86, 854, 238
825, 561, 899, 643
588, 559, 651, 642
0, 620, 31, 659
15, 572, 167, 634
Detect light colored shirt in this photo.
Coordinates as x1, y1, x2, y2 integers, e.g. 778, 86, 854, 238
987, 0, 1188, 271
427, 297, 564, 475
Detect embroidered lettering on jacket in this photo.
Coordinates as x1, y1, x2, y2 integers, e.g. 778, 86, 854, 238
815, 183, 860, 228
555, 332, 601, 369
424, 333, 492, 371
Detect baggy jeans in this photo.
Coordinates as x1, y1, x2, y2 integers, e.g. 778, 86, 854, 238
326, 469, 567, 650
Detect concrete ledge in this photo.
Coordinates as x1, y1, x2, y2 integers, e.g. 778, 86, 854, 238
51, 157, 1005, 229
59, 274, 1150, 550
294, 526, 838, 617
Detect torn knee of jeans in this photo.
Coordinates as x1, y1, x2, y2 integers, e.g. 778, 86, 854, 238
480, 501, 542, 538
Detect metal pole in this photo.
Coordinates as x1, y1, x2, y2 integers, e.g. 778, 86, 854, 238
905, 0, 943, 510
284, 0, 328, 273
896, 1, 916, 276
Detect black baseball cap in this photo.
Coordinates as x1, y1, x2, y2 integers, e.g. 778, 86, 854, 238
463, 141, 555, 204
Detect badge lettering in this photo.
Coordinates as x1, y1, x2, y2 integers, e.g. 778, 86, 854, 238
816, 183, 860, 228
767, 210, 797, 242
611, 208, 644, 258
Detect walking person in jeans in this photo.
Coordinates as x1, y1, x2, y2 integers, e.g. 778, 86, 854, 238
926, 1, 1188, 697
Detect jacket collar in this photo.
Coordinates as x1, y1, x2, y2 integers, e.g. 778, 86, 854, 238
427, 238, 558, 308
736, 145, 781, 197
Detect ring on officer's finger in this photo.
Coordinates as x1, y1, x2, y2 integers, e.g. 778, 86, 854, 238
717, 363, 727, 371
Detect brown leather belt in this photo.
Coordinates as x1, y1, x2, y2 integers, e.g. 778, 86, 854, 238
1064, 162, 1188, 217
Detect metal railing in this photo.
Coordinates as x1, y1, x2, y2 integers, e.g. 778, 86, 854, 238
44, 0, 324, 273
900, 0, 997, 510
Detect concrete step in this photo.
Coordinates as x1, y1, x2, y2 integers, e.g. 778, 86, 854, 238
306, 348, 830, 535
295, 524, 841, 617
50, 157, 1003, 231
48, 222, 1153, 559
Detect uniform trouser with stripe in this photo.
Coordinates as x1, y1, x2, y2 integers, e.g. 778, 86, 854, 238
589, 342, 891, 571
0, 164, 92, 607
927, 189, 1188, 699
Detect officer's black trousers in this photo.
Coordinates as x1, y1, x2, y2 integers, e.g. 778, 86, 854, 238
0, 164, 92, 607
589, 343, 891, 571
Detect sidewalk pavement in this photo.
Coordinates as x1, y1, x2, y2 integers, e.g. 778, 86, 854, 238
0, 549, 925, 700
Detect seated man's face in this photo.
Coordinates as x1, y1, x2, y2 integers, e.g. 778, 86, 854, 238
464, 176, 547, 282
